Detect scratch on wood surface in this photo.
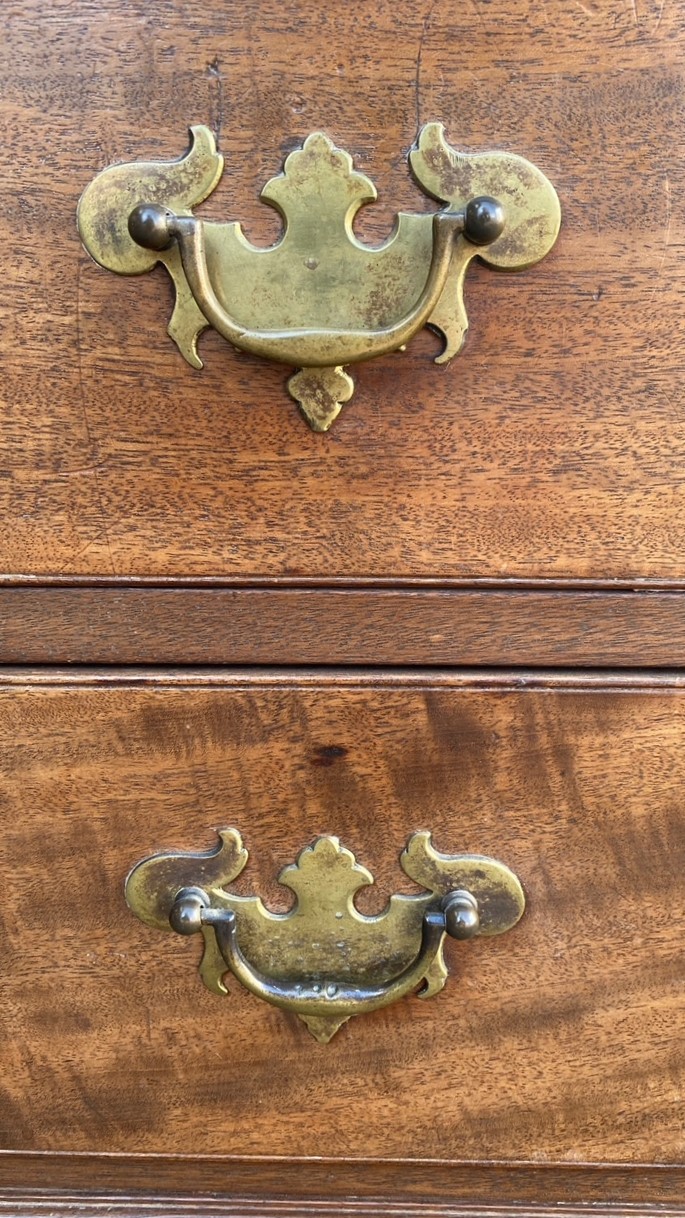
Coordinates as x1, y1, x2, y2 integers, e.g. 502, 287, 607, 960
247, 39, 264, 114
628, 0, 639, 24
657, 171, 672, 274
207, 56, 225, 146
75, 262, 117, 575
59, 465, 104, 477
415, 0, 437, 131
648, 172, 671, 309
654, 0, 666, 32
467, 0, 486, 28
56, 537, 101, 573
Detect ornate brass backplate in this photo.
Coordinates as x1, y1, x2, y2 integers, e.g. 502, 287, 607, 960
125, 829, 525, 1042
78, 124, 560, 431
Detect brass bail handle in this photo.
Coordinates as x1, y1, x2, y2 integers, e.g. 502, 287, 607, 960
125, 194, 505, 364
125, 829, 525, 1043
168, 883, 481, 1017
77, 123, 560, 431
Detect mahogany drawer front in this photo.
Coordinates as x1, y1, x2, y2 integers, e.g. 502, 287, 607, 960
2, 1, 685, 584
1, 670, 682, 1168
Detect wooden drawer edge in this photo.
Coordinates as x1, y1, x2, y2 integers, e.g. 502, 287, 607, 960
2, 667, 685, 690
1, 1157, 684, 1209
1, 1192, 684, 1218
4, 588, 685, 668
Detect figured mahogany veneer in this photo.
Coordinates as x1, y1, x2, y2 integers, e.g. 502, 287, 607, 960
0, 672, 684, 1170
2, 0, 685, 1211
1, 1, 685, 581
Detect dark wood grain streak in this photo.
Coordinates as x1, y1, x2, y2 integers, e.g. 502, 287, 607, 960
1, 0, 685, 581
4, 588, 685, 667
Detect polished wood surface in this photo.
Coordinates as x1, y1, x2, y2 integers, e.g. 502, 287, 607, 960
2, 1178, 685, 1218
1, 671, 683, 1164
2, 0, 684, 581
2, 1152, 685, 1209
3, 0, 685, 1208
4, 586, 685, 666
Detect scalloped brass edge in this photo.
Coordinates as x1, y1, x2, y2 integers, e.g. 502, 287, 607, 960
125, 829, 525, 1042
78, 124, 560, 431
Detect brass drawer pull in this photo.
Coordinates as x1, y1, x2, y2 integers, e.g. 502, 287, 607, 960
125, 829, 524, 1042
78, 124, 560, 431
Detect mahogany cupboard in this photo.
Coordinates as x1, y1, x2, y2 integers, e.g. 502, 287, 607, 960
1, 1, 685, 1215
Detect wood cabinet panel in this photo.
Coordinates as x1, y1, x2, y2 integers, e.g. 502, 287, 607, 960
4, 586, 685, 666
3, 1158, 685, 1213
2, 1, 684, 580
1, 672, 683, 1164
3, 0, 685, 1209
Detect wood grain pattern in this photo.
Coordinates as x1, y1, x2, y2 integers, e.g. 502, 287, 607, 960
2, 1184, 685, 1218
2, 1153, 685, 1207
4, 0, 685, 1206
1, 672, 684, 1164
2, 0, 685, 580
4, 587, 685, 666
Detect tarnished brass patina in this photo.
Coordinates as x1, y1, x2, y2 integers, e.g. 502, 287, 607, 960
125, 829, 525, 1042
78, 124, 560, 430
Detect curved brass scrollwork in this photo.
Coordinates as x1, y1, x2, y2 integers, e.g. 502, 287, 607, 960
78, 124, 560, 431
125, 829, 525, 1042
